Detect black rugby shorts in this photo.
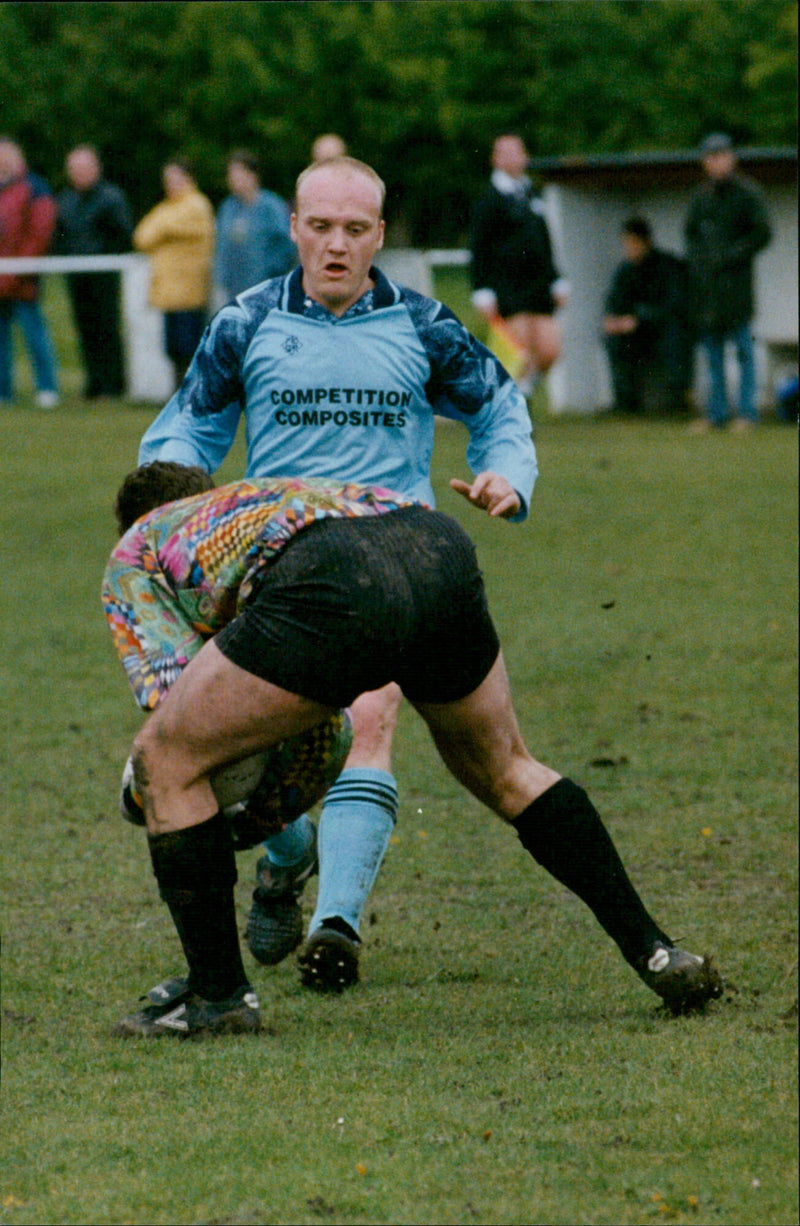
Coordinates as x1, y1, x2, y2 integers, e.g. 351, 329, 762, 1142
215, 506, 501, 708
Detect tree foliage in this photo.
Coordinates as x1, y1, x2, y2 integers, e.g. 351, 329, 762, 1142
1, 1, 795, 242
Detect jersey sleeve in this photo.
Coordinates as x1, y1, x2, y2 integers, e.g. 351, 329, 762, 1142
457, 376, 538, 521
138, 304, 252, 471
404, 293, 538, 520
101, 546, 204, 711
138, 395, 242, 470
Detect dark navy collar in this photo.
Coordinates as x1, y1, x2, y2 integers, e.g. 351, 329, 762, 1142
284, 265, 399, 318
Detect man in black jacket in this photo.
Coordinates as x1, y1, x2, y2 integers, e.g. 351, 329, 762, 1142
603, 217, 692, 415
684, 134, 771, 433
57, 145, 133, 399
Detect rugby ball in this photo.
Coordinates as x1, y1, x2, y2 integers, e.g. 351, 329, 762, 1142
210, 710, 352, 818
119, 711, 352, 830
210, 753, 269, 808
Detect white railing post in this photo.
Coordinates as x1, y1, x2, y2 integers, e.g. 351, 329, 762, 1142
0, 254, 174, 402
118, 257, 175, 402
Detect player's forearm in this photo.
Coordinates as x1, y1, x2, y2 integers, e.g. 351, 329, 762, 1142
138, 396, 240, 473
464, 390, 538, 522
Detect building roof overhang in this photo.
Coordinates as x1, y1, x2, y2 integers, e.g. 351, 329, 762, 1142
527, 147, 798, 190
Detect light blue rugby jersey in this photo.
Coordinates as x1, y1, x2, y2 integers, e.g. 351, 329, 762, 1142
139, 267, 537, 520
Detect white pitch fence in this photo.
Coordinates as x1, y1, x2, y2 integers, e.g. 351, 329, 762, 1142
4, 246, 793, 412
0, 251, 471, 403
0, 254, 176, 401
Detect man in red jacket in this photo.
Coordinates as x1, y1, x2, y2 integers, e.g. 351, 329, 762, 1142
0, 138, 60, 408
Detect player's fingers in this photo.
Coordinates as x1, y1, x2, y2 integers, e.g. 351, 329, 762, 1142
466, 472, 495, 504
451, 474, 516, 515
449, 477, 475, 501
487, 491, 521, 518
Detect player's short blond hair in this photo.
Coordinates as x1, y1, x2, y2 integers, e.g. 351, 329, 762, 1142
295, 156, 386, 216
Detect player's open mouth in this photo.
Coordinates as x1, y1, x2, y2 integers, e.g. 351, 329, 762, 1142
324, 262, 348, 275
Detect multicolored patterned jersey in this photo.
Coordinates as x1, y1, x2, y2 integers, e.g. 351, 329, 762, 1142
102, 477, 420, 711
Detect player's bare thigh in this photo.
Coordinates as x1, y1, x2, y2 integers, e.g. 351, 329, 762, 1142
132, 639, 337, 833
412, 652, 560, 820
504, 311, 561, 373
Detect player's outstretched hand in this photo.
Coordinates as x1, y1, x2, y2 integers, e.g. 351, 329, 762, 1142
449, 472, 521, 519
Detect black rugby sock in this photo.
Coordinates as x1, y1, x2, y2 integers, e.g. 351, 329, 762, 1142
148, 811, 249, 1002
513, 778, 671, 968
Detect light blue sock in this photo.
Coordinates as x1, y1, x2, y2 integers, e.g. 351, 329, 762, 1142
263, 812, 317, 868
308, 767, 398, 939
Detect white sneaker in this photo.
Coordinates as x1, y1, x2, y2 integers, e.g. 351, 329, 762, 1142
36, 391, 60, 409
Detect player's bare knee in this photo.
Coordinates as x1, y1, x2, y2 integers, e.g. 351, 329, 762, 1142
455, 748, 557, 822
347, 684, 402, 765
351, 684, 402, 725
469, 759, 523, 817
131, 720, 179, 797
492, 756, 561, 820
130, 743, 155, 816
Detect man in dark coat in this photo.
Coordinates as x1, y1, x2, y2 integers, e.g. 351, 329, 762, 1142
57, 145, 133, 399
684, 134, 771, 432
470, 134, 569, 396
603, 217, 692, 415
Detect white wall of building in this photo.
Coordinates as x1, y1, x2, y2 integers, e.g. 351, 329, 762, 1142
542, 181, 798, 413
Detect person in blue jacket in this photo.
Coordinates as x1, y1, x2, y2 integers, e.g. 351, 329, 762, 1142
138, 155, 537, 991
213, 149, 295, 303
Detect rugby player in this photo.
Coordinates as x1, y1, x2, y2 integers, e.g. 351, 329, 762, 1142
137, 156, 537, 990
105, 464, 722, 1037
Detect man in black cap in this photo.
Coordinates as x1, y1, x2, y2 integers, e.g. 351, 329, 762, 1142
684, 134, 771, 433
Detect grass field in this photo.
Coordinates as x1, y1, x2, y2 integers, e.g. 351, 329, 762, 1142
1, 280, 798, 1226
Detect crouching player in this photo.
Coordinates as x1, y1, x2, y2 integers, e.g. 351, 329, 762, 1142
104, 462, 362, 853
103, 462, 722, 1037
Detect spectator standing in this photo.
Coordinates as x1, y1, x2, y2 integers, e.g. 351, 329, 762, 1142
0, 137, 59, 408
603, 217, 692, 416
133, 158, 214, 388
684, 133, 772, 433
57, 144, 133, 399
471, 133, 569, 398
214, 150, 295, 305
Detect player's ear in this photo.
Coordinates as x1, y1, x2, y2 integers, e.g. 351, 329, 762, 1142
290, 213, 298, 242
375, 218, 385, 251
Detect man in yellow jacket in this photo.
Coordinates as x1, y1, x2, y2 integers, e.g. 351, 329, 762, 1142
134, 158, 214, 387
